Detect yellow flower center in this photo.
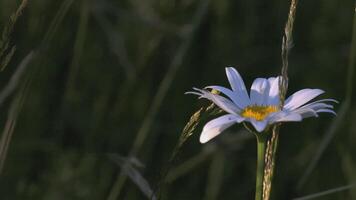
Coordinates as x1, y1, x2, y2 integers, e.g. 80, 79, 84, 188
240, 105, 278, 121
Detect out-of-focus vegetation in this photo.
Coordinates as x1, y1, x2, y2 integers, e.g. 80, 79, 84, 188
0, 0, 355, 199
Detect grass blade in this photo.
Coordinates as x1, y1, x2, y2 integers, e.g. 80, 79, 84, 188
0, 51, 35, 106
106, 1, 211, 199
109, 154, 157, 200
293, 183, 356, 200
0, 0, 28, 71
297, 1, 356, 189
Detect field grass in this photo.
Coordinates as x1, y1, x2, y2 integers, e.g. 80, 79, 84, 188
0, 0, 355, 199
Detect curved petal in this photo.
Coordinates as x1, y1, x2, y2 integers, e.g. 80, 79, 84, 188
293, 108, 319, 118
206, 85, 249, 108
291, 98, 337, 118
284, 89, 325, 110
190, 88, 241, 114
267, 76, 281, 105
225, 67, 250, 105
316, 109, 337, 116
300, 102, 333, 110
250, 78, 270, 105
248, 119, 268, 132
200, 114, 243, 143
303, 98, 338, 104
299, 99, 337, 109
269, 111, 302, 123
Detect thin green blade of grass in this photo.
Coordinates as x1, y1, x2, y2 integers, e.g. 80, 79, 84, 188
92, 11, 136, 81
0, 51, 35, 106
129, 0, 211, 157
165, 147, 214, 183
91, 0, 182, 37
293, 183, 356, 200
153, 104, 219, 199
204, 150, 225, 200
18, 0, 75, 117
340, 150, 356, 199
297, 1, 356, 190
297, 102, 348, 189
0, 91, 24, 174
165, 129, 251, 183
345, 1, 356, 101
106, 1, 211, 199
0, 51, 35, 174
0, 0, 28, 71
109, 154, 157, 200
92, 2, 176, 118
63, 1, 89, 100
40, 0, 74, 49
0, 0, 72, 172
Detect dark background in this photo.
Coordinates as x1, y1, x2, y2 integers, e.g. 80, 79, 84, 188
0, 0, 355, 199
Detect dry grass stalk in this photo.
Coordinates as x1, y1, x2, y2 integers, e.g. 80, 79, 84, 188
0, 0, 28, 71
262, 0, 299, 199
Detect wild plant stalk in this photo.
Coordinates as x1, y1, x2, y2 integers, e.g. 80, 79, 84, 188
40, 0, 75, 49
292, 183, 356, 200
0, 51, 35, 174
0, 52, 35, 106
165, 129, 251, 183
64, 1, 89, 101
154, 104, 213, 199
297, 0, 356, 190
91, 1, 181, 117
109, 154, 157, 200
204, 149, 225, 200
345, 1, 356, 102
0, 0, 28, 71
0, 0, 30, 174
165, 146, 214, 183
0, 85, 27, 174
255, 134, 267, 200
258, 0, 299, 200
0, 0, 74, 180
106, 1, 211, 199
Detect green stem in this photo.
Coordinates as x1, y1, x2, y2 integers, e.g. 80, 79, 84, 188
255, 135, 267, 200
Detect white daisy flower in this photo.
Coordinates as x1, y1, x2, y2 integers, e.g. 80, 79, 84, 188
187, 67, 337, 143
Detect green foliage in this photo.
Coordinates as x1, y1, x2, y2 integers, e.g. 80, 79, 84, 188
0, 0, 355, 199
0, 0, 28, 71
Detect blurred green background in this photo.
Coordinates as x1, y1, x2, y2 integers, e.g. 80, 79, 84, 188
0, 0, 355, 199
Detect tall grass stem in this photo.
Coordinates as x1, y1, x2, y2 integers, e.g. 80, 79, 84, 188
255, 135, 267, 200
106, 1, 211, 199
263, 0, 298, 199
297, 1, 356, 189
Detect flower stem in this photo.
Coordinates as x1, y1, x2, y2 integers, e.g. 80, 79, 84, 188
255, 135, 267, 200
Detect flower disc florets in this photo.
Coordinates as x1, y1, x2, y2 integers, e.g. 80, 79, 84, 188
241, 105, 279, 121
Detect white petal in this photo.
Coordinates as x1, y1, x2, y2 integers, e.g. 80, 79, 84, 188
301, 102, 333, 110
284, 89, 325, 110
291, 98, 337, 118
248, 119, 268, 132
206, 85, 249, 108
225, 67, 250, 105
298, 99, 337, 110
304, 98, 338, 104
200, 114, 243, 143
316, 109, 337, 116
185, 91, 202, 96
250, 78, 269, 105
267, 76, 281, 105
293, 108, 319, 118
191, 88, 240, 114
269, 111, 302, 122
